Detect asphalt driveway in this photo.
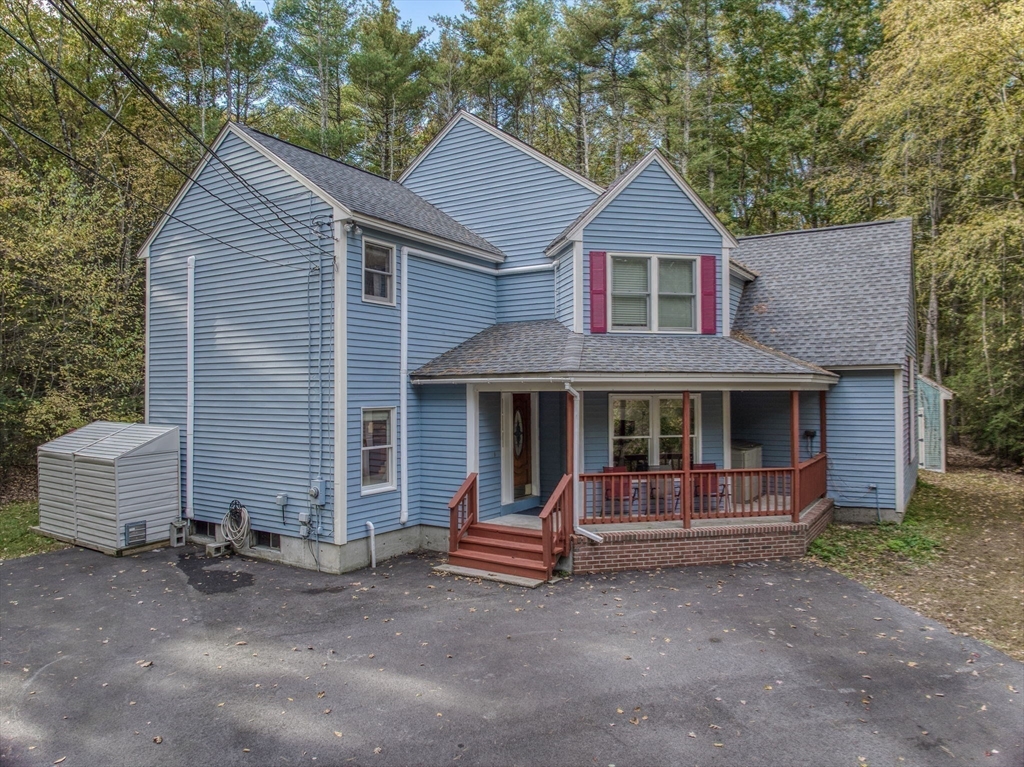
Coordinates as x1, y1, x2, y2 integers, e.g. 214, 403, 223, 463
1, 546, 1021, 767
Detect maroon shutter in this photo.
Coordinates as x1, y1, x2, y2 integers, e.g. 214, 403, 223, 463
590, 251, 607, 334
700, 255, 717, 335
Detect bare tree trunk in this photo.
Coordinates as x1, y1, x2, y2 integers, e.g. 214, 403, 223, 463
222, 0, 233, 122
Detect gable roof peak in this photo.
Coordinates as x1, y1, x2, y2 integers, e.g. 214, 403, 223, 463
399, 110, 604, 194
545, 148, 739, 254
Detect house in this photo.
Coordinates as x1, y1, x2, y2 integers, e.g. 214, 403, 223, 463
142, 111, 922, 578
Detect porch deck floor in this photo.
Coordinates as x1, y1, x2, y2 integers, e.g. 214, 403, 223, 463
489, 513, 544, 531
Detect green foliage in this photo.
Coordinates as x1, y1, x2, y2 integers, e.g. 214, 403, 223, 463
0, 501, 68, 560
0, 0, 1019, 467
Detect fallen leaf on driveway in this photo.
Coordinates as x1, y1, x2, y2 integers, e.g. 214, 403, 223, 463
153, 737, 163, 744
334, 731, 343, 738
235, 641, 247, 646
53, 759, 66, 765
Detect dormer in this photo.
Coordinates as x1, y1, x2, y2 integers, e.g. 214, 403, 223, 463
546, 150, 738, 336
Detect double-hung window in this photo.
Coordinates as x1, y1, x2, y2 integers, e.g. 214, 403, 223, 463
363, 240, 394, 304
609, 255, 697, 331
361, 408, 395, 492
610, 395, 700, 470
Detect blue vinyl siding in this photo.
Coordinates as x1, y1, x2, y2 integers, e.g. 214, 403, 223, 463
496, 270, 556, 322
582, 161, 723, 334
412, 385, 467, 528
402, 118, 597, 270
554, 248, 575, 328
149, 130, 335, 539
729, 275, 745, 327
731, 391, 823, 467
824, 371, 898, 510
700, 392, 724, 467
477, 392, 502, 520
350, 231, 498, 539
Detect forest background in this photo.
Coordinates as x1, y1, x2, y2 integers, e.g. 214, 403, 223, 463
1, 0, 1021, 471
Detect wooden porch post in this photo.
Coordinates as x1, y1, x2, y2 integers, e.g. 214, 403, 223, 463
682, 391, 691, 528
790, 391, 801, 523
819, 390, 827, 455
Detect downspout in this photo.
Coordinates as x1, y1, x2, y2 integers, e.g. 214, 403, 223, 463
565, 383, 602, 543
399, 246, 409, 524
185, 256, 195, 519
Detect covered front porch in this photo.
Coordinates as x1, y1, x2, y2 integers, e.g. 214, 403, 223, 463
445, 383, 831, 579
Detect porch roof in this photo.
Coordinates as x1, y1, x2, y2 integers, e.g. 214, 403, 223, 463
410, 320, 837, 385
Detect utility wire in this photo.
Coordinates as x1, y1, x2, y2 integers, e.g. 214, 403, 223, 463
46, 0, 321, 245
0, 22, 316, 261
0, 110, 310, 273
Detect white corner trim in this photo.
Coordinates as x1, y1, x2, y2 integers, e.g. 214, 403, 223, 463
333, 208, 348, 545
573, 240, 584, 333
400, 111, 604, 194
500, 393, 512, 504
143, 247, 150, 422
894, 369, 905, 515
399, 246, 409, 525
721, 245, 731, 337
185, 256, 195, 519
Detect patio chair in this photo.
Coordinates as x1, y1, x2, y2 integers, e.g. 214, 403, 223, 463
601, 466, 636, 516
673, 463, 732, 515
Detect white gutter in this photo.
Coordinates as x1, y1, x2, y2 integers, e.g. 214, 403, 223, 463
399, 247, 410, 524
564, 383, 602, 544
185, 255, 195, 519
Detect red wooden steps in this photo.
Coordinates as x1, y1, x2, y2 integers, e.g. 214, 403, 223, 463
448, 522, 561, 580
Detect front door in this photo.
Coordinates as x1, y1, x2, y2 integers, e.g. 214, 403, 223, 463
512, 393, 532, 498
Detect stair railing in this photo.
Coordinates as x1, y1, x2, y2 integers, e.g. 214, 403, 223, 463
538, 474, 573, 574
448, 473, 478, 554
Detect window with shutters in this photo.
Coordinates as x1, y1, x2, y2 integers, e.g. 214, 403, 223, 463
608, 254, 697, 332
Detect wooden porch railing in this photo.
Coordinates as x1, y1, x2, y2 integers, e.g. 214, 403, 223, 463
538, 473, 573, 573
797, 453, 828, 513
580, 457, 828, 528
447, 473, 478, 553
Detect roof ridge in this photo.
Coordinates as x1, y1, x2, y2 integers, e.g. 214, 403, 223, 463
737, 218, 912, 241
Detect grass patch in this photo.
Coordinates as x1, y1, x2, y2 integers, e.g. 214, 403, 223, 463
0, 501, 68, 560
809, 481, 944, 568
809, 469, 1024, 660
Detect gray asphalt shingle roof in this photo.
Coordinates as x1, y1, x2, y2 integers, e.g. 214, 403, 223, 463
733, 219, 913, 368
411, 320, 834, 379
235, 125, 504, 258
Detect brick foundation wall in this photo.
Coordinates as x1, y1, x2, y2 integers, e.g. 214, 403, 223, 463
571, 499, 834, 574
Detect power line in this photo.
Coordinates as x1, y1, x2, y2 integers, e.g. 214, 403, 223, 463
0, 110, 311, 273
0, 21, 316, 261
45, 0, 321, 245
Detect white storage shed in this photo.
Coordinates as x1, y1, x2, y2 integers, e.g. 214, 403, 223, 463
37, 421, 181, 554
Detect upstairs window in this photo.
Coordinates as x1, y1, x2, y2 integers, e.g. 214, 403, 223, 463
609, 255, 696, 332
363, 240, 394, 304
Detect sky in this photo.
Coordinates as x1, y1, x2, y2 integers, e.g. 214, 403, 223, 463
251, 1, 468, 37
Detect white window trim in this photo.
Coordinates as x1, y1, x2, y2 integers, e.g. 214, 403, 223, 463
360, 407, 397, 496
362, 237, 396, 307
500, 392, 541, 505
606, 393, 703, 467
606, 252, 701, 334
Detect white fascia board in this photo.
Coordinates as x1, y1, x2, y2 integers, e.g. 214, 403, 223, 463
406, 248, 544, 275
400, 111, 604, 195
729, 260, 758, 282
351, 214, 504, 264
917, 373, 955, 399
546, 151, 740, 255
228, 123, 347, 219
135, 124, 233, 259
412, 373, 836, 390
826, 364, 902, 371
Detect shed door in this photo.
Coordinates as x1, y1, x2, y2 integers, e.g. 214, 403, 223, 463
512, 393, 532, 498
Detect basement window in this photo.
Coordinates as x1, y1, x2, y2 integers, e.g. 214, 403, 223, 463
253, 530, 281, 550
192, 520, 215, 537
